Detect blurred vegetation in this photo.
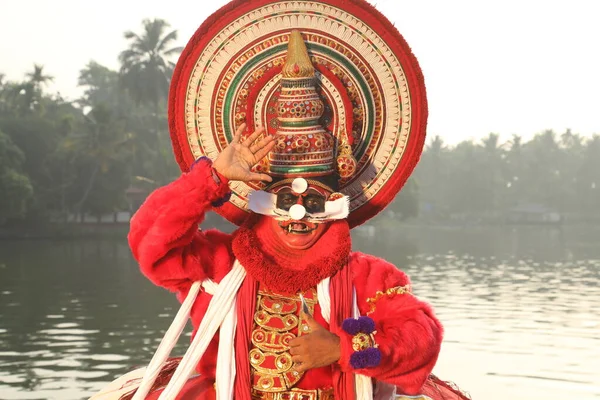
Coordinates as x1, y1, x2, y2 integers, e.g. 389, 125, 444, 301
0, 19, 598, 228
390, 130, 600, 223
0, 18, 182, 227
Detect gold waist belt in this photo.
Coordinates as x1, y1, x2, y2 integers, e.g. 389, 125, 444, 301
252, 388, 335, 400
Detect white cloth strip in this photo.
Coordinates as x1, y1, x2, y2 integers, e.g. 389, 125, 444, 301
248, 190, 277, 216
131, 281, 202, 400
215, 299, 237, 399
202, 279, 219, 294
199, 277, 238, 399
158, 261, 246, 400
316, 277, 331, 323
309, 196, 350, 220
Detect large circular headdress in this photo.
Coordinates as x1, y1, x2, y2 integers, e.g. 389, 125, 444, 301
169, 0, 427, 228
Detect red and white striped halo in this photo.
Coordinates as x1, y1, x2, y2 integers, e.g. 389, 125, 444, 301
168, 0, 428, 228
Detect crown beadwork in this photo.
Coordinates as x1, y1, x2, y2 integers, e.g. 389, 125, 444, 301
268, 31, 336, 178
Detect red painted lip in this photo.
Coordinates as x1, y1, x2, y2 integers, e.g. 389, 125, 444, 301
278, 220, 318, 234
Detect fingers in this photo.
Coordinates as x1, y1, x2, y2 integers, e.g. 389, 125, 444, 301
298, 312, 321, 333
246, 172, 273, 183
249, 134, 275, 154
291, 352, 309, 373
252, 139, 276, 161
232, 123, 247, 144
295, 364, 308, 373
304, 314, 322, 331
242, 126, 265, 147
292, 358, 308, 373
288, 338, 310, 372
289, 336, 301, 348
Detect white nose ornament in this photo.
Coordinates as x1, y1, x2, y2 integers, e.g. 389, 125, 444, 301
289, 204, 306, 220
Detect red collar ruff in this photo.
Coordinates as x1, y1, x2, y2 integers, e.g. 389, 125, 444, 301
232, 215, 351, 294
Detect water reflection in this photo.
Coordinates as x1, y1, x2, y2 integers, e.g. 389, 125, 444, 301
356, 225, 600, 399
0, 225, 599, 399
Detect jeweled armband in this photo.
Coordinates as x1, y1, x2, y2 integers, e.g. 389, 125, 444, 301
341, 316, 381, 369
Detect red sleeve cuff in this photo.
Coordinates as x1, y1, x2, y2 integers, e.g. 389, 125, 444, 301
189, 157, 231, 206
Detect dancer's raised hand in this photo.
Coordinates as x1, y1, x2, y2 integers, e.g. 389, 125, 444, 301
213, 123, 275, 182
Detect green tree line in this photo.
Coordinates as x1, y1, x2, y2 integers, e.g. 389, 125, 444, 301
0, 19, 181, 226
1, 19, 598, 227
392, 130, 600, 223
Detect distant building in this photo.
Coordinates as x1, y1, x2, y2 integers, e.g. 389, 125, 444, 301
507, 204, 562, 225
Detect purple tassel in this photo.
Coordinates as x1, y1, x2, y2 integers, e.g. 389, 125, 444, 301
342, 318, 361, 335
350, 347, 382, 369
342, 316, 376, 335
357, 316, 376, 333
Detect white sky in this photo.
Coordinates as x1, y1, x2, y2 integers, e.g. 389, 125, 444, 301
1, 0, 599, 145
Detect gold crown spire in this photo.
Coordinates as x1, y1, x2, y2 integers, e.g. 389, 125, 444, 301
281, 30, 315, 78
269, 31, 335, 179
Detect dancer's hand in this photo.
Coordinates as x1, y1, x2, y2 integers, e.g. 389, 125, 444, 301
289, 314, 341, 372
213, 123, 275, 182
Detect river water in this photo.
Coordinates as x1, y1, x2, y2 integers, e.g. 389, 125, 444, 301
0, 224, 599, 399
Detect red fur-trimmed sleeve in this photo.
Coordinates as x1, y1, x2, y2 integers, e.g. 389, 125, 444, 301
337, 252, 443, 395
128, 158, 234, 293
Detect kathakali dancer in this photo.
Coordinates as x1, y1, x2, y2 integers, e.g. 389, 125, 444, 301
92, 0, 470, 399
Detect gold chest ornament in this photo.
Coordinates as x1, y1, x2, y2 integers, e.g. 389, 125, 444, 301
250, 288, 317, 393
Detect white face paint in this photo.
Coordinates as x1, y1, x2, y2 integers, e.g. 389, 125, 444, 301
289, 204, 307, 220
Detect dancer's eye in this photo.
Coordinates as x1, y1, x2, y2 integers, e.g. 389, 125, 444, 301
304, 195, 325, 213
276, 193, 298, 210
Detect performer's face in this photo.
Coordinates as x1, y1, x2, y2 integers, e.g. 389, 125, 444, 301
270, 187, 330, 250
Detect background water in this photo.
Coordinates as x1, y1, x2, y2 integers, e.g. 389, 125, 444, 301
0, 224, 599, 399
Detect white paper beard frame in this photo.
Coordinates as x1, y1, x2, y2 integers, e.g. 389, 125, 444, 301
247, 190, 350, 222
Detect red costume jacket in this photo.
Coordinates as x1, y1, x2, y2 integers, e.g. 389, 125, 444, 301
128, 160, 443, 397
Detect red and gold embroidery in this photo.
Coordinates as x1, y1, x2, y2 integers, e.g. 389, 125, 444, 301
250, 288, 317, 393
251, 387, 335, 400
365, 285, 412, 316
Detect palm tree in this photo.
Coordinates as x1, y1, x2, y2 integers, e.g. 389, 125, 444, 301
426, 135, 446, 184
26, 64, 54, 92
480, 133, 505, 212
118, 19, 182, 107
64, 104, 134, 218
558, 129, 585, 213
6, 64, 55, 113
119, 19, 183, 186
0, 74, 8, 113
443, 140, 483, 216
578, 135, 600, 215
508, 134, 522, 151
506, 134, 524, 206
525, 130, 562, 208
77, 61, 132, 114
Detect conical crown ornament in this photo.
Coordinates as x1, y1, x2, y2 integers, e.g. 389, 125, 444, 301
268, 31, 336, 178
